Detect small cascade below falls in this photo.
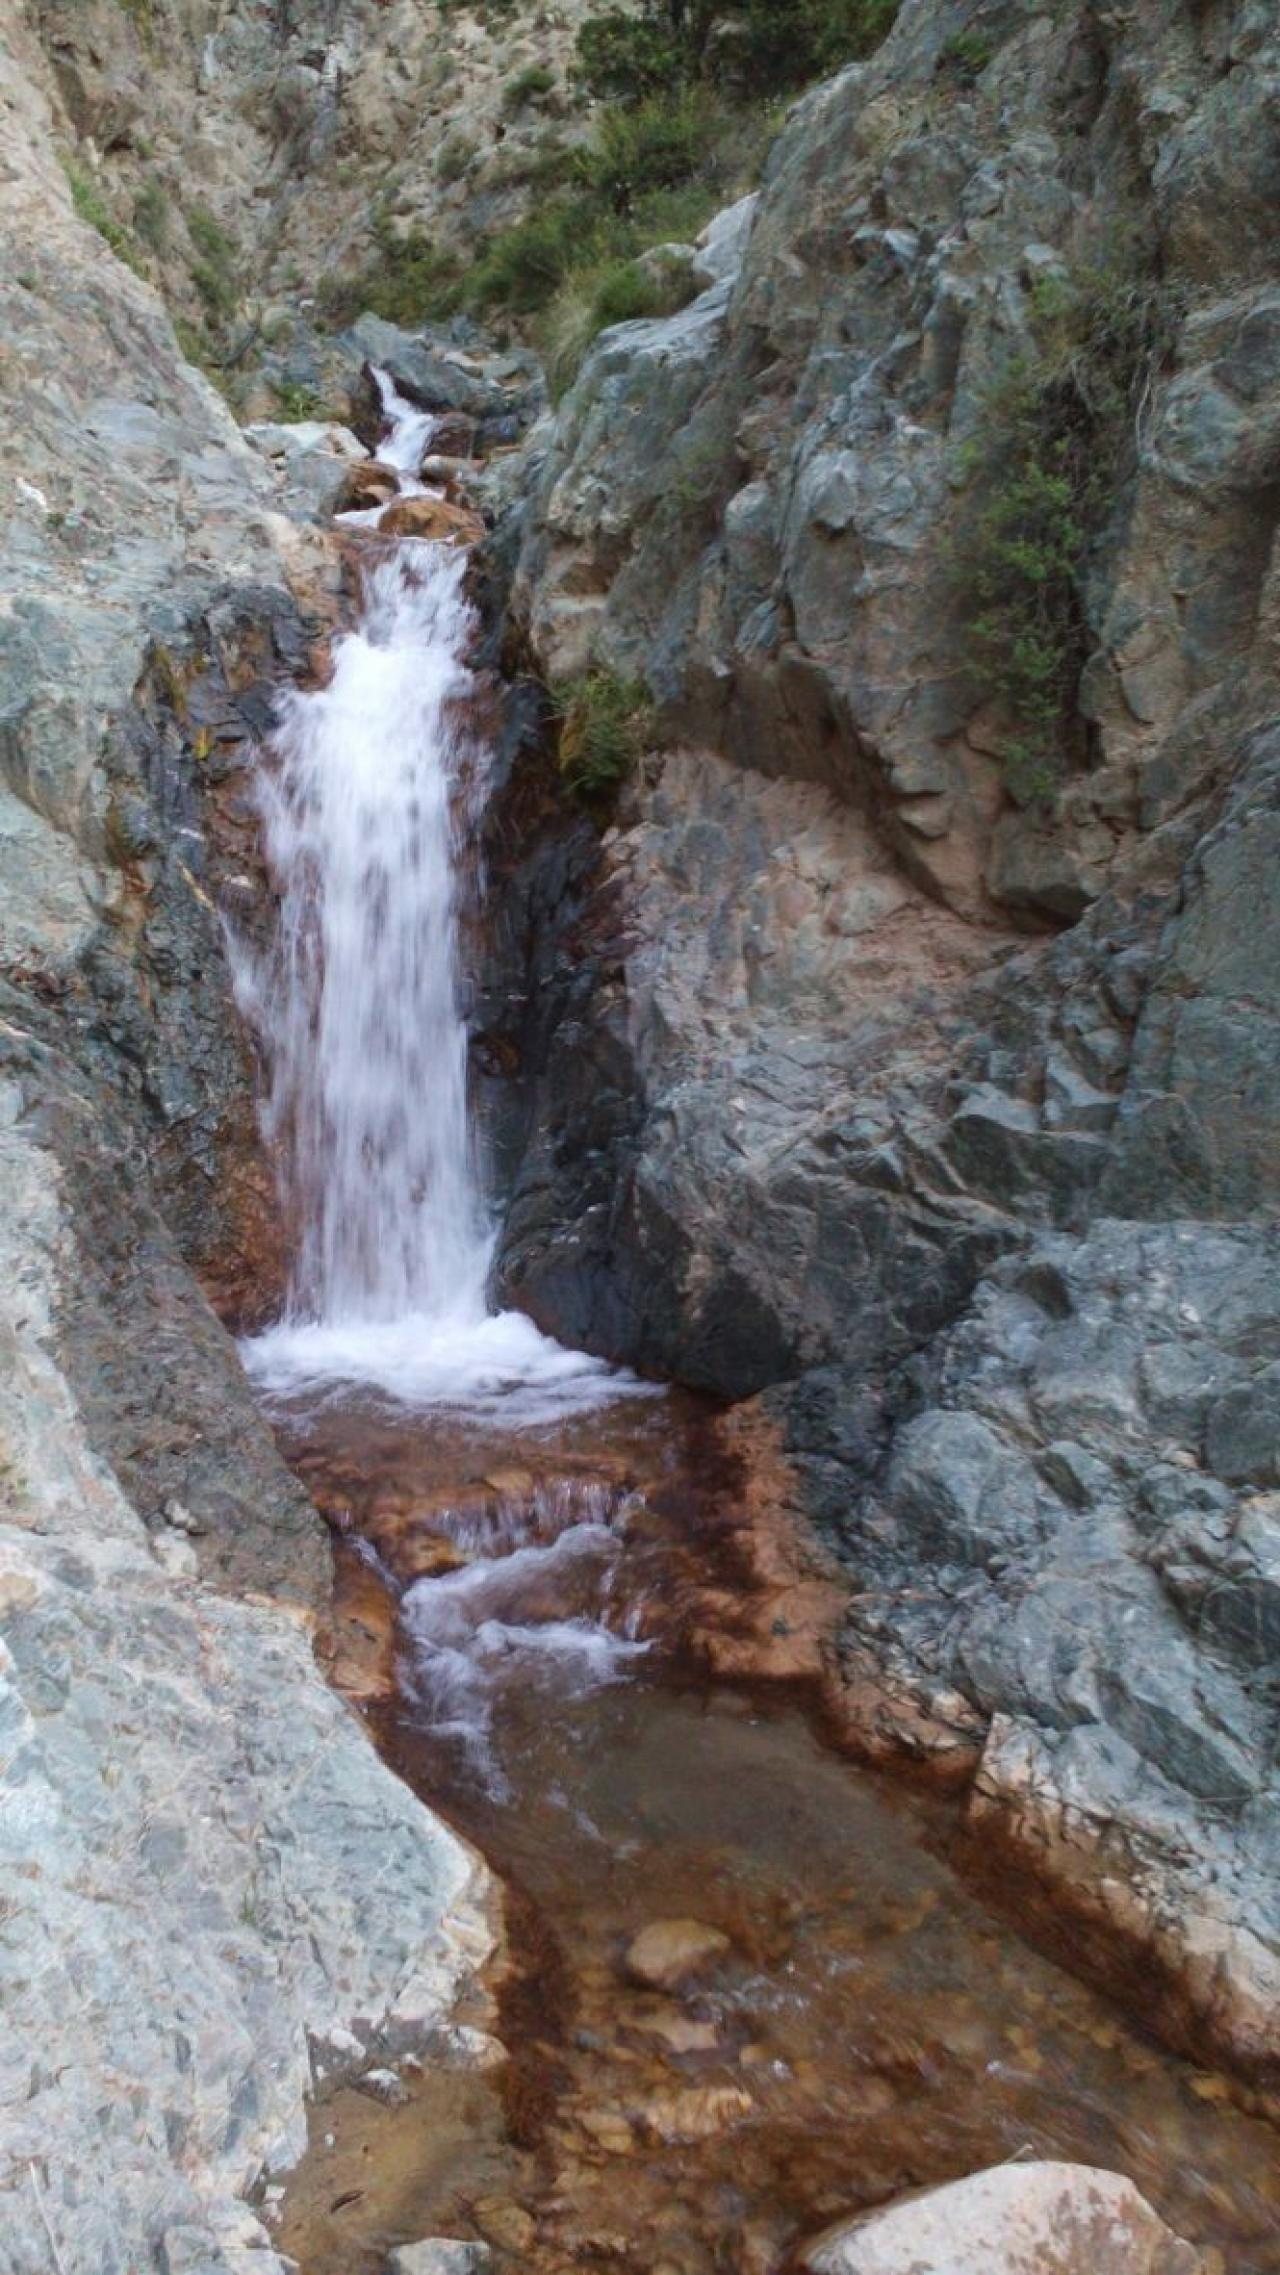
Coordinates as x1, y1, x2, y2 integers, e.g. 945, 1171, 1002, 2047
236, 378, 650, 1422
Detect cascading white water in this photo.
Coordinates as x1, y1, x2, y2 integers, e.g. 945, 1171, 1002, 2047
236, 378, 657, 1422
256, 542, 491, 1329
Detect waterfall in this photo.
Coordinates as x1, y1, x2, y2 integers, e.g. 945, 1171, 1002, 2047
235, 378, 654, 1423
249, 543, 491, 1329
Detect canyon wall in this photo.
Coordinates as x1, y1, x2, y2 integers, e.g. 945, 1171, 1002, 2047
497, 0, 1280, 2079
0, 10, 499, 2269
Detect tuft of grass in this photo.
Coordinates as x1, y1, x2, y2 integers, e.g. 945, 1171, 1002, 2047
544, 252, 695, 399
273, 379, 329, 421
186, 204, 239, 321
952, 242, 1180, 802
552, 669, 655, 801
133, 174, 169, 253
938, 28, 993, 83
61, 157, 141, 269
503, 62, 556, 111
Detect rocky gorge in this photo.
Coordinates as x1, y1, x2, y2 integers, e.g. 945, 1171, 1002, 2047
1, 0, 1279, 2270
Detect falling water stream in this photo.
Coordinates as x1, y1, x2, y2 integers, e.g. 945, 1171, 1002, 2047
236, 383, 1280, 2274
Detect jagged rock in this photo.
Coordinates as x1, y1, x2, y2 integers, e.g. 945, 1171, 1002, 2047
799, 2162, 1206, 2275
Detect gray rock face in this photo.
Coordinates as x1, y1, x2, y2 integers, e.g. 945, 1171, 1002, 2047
0, 23, 498, 2273
496, 0, 1280, 2072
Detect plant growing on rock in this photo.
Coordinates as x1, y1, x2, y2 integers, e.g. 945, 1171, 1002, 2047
552, 669, 655, 801
953, 244, 1179, 804
60, 157, 141, 270
573, 0, 899, 104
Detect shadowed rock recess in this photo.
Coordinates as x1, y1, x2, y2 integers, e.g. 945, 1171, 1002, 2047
1, 0, 1278, 2263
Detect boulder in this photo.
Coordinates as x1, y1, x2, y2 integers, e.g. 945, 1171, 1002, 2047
388, 2243, 492, 2275
624, 1917, 731, 1992
799, 2162, 1206, 2275
379, 493, 486, 546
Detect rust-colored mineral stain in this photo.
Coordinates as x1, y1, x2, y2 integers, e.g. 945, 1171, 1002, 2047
268, 1394, 1280, 2275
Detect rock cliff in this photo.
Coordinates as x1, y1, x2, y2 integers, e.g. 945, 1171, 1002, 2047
0, 10, 497, 2269
498, 0, 1280, 2077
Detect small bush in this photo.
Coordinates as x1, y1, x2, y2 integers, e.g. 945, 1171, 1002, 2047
577, 89, 717, 214
573, 10, 684, 104
133, 174, 169, 253
187, 204, 239, 320
435, 131, 477, 184
553, 669, 654, 800
954, 244, 1179, 801
61, 158, 138, 266
316, 216, 464, 330
274, 380, 329, 421
503, 63, 556, 110
938, 28, 993, 83
573, 0, 899, 105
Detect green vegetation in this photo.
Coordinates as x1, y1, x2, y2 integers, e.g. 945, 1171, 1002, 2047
186, 205, 239, 321
953, 244, 1178, 802
318, 0, 899, 390
573, 0, 898, 105
61, 157, 140, 269
435, 130, 477, 184
552, 669, 655, 801
503, 62, 556, 110
273, 379, 329, 421
316, 211, 463, 329
133, 175, 169, 254
938, 28, 993, 83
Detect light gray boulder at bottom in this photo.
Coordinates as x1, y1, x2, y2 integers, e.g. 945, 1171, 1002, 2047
798, 2163, 1206, 2275
388, 2242, 492, 2275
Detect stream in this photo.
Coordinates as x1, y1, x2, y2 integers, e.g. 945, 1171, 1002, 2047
232, 380, 1280, 2275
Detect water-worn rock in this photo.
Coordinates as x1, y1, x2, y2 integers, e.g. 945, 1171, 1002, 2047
625, 1917, 731, 1993
799, 2161, 1206, 2275
388, 2242, 493, 2275
0, 20, 498, 2271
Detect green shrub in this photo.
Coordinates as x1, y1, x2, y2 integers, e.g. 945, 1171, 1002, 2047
544, 252, 695, 397
61, 158, 138, 266
577, 88, 717, 214
133, 174, 168, 253
186, 204, 239, 320
573, 9, 685, 103
316, 216, 463, 330
552, 669, 654, 800
435, 130, 477, 183
503, 63, 556, 110
274, 379, 329, 421
938, 28, 993, 83
954, 246, 1179, 802
573, 0, 899, 105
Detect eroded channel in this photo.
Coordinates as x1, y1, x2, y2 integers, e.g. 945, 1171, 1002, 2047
258, 1388, 1280, 2275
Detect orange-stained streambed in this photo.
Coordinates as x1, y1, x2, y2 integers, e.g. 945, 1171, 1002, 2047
261, 1388, 1280, 2275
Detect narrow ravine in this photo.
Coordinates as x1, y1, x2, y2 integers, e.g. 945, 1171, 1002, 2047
234, 387, 1280, 2275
